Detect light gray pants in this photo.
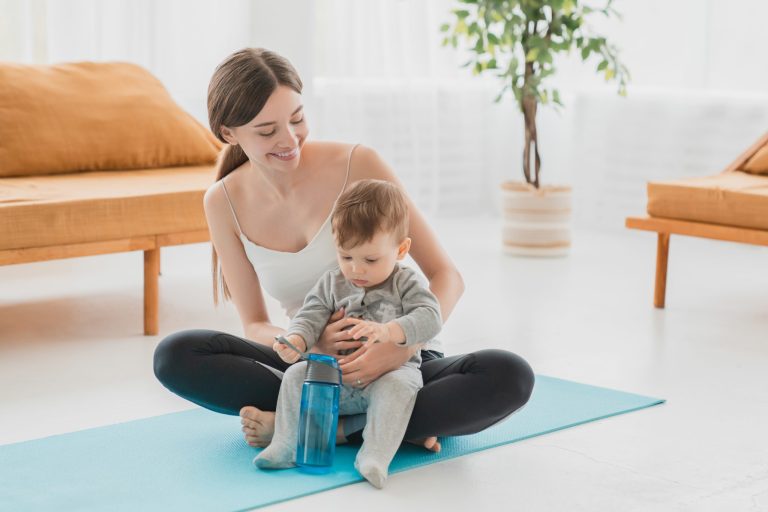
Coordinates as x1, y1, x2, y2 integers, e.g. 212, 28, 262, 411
254, 360, 423, 488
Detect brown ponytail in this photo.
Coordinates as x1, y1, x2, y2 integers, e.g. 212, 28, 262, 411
207, 48, 303, 305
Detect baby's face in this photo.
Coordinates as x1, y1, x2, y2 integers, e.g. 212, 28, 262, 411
336, 231, 409, 288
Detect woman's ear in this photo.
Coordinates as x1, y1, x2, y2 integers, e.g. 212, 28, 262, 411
219, 126, 238, 146
397, 237, 412, 260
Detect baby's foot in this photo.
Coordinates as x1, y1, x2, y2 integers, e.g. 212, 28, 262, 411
240, 406, 275, 447
355, 458, 387, 489
253, 442, 296, 469
407, 436, 441, 453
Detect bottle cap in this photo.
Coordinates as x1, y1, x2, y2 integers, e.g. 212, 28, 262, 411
305, 354, 341, 385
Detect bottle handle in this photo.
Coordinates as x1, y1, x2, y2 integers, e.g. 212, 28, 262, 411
274, 335, 309, 361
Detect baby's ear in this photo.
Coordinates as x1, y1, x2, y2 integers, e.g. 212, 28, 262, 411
397, 237, 412, 260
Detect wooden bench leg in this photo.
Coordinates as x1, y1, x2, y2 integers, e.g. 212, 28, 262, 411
144, 248, 160, 335
654, 233, 670, 308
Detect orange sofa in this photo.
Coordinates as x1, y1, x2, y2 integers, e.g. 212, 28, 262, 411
0, 62, 221, 334
626, 133, 768, 307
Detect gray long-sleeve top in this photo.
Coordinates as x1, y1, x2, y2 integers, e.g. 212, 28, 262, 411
286, 263, 443, 358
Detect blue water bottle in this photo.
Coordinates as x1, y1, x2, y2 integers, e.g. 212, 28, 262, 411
296, 353, 341, 472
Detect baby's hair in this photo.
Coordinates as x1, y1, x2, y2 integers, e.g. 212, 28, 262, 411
332, 179, 409, 249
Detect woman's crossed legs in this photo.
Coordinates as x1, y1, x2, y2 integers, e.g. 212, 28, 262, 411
153, 329, 534, 450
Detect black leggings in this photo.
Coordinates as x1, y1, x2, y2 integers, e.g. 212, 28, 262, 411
153, 329, 535, 442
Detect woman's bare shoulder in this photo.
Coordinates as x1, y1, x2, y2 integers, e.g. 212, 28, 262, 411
346, 144, 401, 183
303, 140, 357, 165
203, 160, 249, 218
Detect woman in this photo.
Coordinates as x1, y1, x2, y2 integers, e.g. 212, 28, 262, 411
153, 48, 535, 452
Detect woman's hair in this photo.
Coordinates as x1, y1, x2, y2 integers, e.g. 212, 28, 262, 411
208, 48, 303, 304
331, 179, 409, 250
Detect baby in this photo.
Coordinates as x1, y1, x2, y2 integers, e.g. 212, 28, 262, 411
254, 179, 443, 488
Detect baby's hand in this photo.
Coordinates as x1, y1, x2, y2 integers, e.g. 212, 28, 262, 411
346, 319, 390, 346
273, 335, 307, 363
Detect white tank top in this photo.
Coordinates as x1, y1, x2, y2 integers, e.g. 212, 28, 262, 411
221, 144, 357, 318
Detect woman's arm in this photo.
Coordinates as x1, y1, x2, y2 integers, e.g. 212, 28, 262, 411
350, 145, 465, 321
203, 181, 281, 346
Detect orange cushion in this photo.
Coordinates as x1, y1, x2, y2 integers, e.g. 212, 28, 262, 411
0, 165, 215, 250
742, 144, 768, 175
0, 62, 221, 178
647, 171, 768, 230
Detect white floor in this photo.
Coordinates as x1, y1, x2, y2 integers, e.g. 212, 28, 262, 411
1, 216, 767, 511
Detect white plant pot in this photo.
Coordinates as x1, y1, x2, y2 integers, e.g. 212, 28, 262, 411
500, 181, 572, 257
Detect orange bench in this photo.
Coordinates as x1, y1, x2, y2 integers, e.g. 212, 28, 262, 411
0, 62, 220, 334
626, 133, 768, 307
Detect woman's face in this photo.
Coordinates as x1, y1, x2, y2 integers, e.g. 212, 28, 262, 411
221, 85, 309, 172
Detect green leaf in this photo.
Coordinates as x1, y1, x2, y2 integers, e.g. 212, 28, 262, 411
526, 47, 540, 62
581, 46, 590, 59
597, 60, 608, 71
440, 23, 451, 33
453, 9, 470, 19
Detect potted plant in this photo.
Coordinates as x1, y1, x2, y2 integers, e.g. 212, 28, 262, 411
441, 0, 628, 256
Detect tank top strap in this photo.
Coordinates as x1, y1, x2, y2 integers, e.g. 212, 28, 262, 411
338, 143, 359, 199
220, 179, 244, 236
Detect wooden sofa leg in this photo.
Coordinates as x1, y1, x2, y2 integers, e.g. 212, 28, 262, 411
654, 233, 670, 308
144, 248, 160, 335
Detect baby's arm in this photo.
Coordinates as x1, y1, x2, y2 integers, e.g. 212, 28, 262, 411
389, 268, 443, 346
346, 268, 442, 347
284, 271, 335, 351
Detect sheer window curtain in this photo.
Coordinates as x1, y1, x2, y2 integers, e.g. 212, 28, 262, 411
310, 0, 518, 216
4, 0, 768, 224
0, 0, 256, 123
310, 0, 768, 225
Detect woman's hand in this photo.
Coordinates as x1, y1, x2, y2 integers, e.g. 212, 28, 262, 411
311, 307, 364, 357
338, 341, 413, 388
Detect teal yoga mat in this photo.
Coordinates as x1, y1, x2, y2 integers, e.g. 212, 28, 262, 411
0, 376, 663, 511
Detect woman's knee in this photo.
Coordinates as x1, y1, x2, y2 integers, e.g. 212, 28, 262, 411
152, 329, 210, 385
473, 348, 535, 410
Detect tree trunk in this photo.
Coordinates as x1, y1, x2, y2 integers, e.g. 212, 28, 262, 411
522, 64, 541, 188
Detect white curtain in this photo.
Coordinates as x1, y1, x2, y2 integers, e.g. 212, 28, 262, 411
3, 0, 768, 223
0, 0, 256, 122
309, 0, 768, 222
310, 0, 518, 216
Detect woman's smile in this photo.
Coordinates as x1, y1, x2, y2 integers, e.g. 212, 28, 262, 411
268, 147, 299, 161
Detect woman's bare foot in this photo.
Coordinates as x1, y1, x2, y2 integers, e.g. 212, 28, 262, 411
241, 406, 440, 453
408, 436, 441, 453
240, 406, 275, 447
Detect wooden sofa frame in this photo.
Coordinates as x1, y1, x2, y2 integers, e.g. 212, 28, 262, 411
626, 133, 768, 308
0, 230, 210, 335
